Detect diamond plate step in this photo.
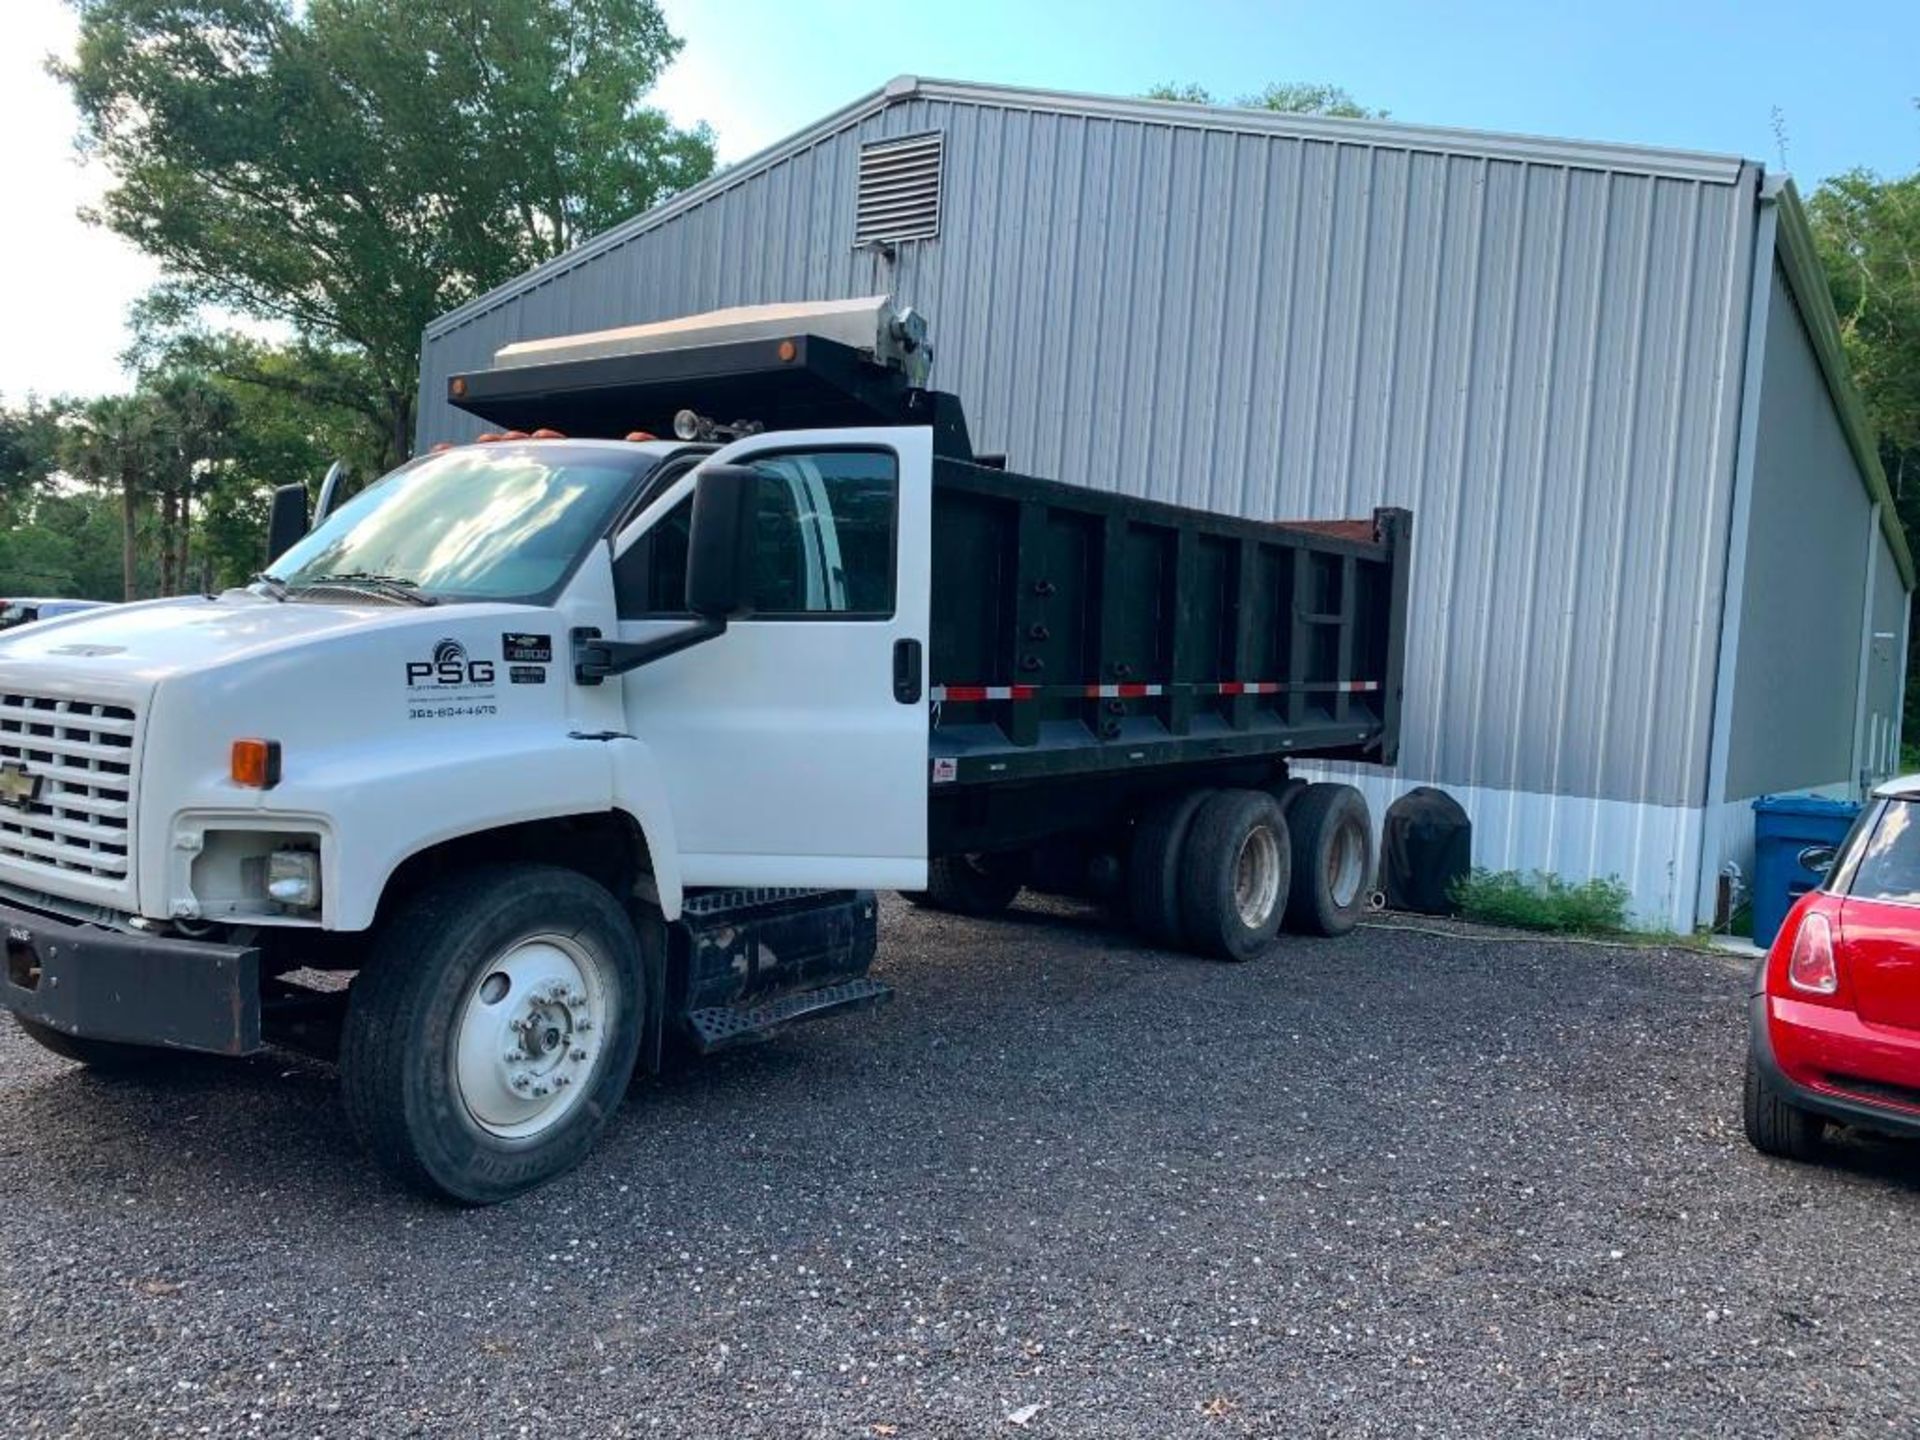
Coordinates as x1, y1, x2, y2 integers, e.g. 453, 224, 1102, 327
684, 978, 893, 1054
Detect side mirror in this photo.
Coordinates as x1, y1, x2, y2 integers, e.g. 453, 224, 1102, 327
686, 464, 759, 619
266, 483, 310, 563
1798, 844, 1837, 876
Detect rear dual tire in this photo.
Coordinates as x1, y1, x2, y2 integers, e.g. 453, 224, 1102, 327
1178, 790, 1292, 962
1129, 781, 1375, 960
1283, 783, 1375, 937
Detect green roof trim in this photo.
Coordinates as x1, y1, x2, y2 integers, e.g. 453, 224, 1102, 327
1769, 177, 1915, 590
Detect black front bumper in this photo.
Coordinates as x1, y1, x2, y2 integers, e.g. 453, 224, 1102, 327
0, 901, 261, 1055
1748, 991, 1920, 1142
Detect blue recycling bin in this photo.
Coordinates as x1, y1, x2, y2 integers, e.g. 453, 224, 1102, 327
1751, 794, 1862, 948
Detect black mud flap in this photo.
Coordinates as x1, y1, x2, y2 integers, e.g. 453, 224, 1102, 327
0, 904, 261, 1056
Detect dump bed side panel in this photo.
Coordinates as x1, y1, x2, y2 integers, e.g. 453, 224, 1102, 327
927, 460, 1409, 794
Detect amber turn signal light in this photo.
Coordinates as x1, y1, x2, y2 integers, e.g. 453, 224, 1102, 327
231, 738, 282, 789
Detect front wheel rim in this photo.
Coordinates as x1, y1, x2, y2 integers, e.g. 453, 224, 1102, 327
453, 933, 612, 1140
1233, 825, 1284, 929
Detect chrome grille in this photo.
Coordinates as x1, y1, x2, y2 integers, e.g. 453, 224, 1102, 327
0, 691, 137, 884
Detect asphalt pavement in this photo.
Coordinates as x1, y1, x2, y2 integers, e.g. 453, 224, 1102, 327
2, 895, 1917, 1438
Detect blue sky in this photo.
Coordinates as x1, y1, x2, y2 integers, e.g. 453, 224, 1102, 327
6, 0, 1917, 399
653, 0, 1917, 183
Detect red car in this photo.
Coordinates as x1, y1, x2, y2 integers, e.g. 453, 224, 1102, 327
1747, 778, 1920, 1161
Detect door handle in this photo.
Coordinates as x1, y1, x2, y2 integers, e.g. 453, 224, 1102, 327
893, 638, 923, 704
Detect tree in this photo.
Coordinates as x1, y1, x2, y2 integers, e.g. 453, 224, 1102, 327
59, 0, 717, 468
0, 399, 64, 520
1807, 162, 1920, 748
1811, 168, 1920, 484
148, 370, 237, 594
1145, 81, 1386, 119
58, 394, 163, 601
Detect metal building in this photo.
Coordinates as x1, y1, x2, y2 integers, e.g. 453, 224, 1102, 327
416, 77, 1912, 930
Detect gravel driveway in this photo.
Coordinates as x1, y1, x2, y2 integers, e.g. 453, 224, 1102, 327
2, 895, 1917, 1438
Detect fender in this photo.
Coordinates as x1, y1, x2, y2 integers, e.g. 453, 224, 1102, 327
604, 736, 685, 920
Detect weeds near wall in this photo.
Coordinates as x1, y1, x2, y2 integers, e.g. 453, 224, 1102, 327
1449, 869, 1632, 935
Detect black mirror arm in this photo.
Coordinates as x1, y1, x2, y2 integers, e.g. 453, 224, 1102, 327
571, 621, 726, 684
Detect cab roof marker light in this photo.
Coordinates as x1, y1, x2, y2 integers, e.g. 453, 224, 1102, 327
624, 430, 657, 442
530, 428, 566, 439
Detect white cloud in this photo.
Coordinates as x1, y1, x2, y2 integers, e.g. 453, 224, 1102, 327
0, 0, 160, 403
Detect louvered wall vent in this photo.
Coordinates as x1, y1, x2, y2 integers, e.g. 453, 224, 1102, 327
855, 133, 944, 246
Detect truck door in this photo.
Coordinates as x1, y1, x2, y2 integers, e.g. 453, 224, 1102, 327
608, 428, 931, 891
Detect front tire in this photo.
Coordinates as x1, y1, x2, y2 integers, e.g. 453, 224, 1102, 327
1743, 1050, 1827, 1163
340, 864, 645, 1205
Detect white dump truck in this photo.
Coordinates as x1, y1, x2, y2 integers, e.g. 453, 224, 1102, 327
0, 299, 1409, 1203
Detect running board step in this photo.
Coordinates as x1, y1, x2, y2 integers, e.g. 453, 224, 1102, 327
684, 978, 893, 1054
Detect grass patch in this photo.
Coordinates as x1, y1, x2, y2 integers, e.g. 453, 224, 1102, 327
1449, 868, 1632, 936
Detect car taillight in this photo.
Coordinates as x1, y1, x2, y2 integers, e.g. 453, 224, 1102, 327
1787, 910, 1839, 994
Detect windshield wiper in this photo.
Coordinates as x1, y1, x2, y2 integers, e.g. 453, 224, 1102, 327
291, 572, 439, 606
251, 572, 289, 602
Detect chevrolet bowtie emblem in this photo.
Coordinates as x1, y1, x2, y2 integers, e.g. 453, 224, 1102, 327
0, 763, 41, 808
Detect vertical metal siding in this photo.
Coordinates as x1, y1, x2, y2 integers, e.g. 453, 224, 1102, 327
418, 95, 1755, 813
1725, 264, 1876, 798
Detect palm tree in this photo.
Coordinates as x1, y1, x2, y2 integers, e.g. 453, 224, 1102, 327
60, 395, 162, 601
149, 371, 236, 594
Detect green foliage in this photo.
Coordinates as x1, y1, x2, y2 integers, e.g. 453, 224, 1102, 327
59, 0, 715, 466
1144, 80, 1386, 119
1448, 869, 1632, 935
1808, 163, 1920, 746
1811, 169, 1920, 458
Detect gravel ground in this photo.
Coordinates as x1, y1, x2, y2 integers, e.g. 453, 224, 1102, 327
2, 895, 1918, 1438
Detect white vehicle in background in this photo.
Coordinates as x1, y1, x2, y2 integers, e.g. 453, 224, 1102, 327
0, 597, 111, 630
0, 299, 1408, 1203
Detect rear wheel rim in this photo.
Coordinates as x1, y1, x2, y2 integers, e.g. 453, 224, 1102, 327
453, 933, 612, 1141
1233, 824, 1284, 929
1326, 819, 1366, 910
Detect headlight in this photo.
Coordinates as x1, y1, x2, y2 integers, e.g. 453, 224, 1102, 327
265, 848, 322, 910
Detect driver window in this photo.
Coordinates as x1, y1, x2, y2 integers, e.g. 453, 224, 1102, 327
615, 450, 896, 620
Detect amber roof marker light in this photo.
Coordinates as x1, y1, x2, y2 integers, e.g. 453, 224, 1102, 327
777, 338, 797, 363
449, 375, 467, 398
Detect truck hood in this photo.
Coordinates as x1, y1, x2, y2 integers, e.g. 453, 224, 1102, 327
0, 592, 436, 689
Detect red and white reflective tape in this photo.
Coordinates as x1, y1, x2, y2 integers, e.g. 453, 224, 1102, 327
932, 678, 1382, 702
930, 684, 1040, 702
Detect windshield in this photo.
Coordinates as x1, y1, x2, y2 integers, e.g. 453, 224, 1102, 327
268, 444, 649, 603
